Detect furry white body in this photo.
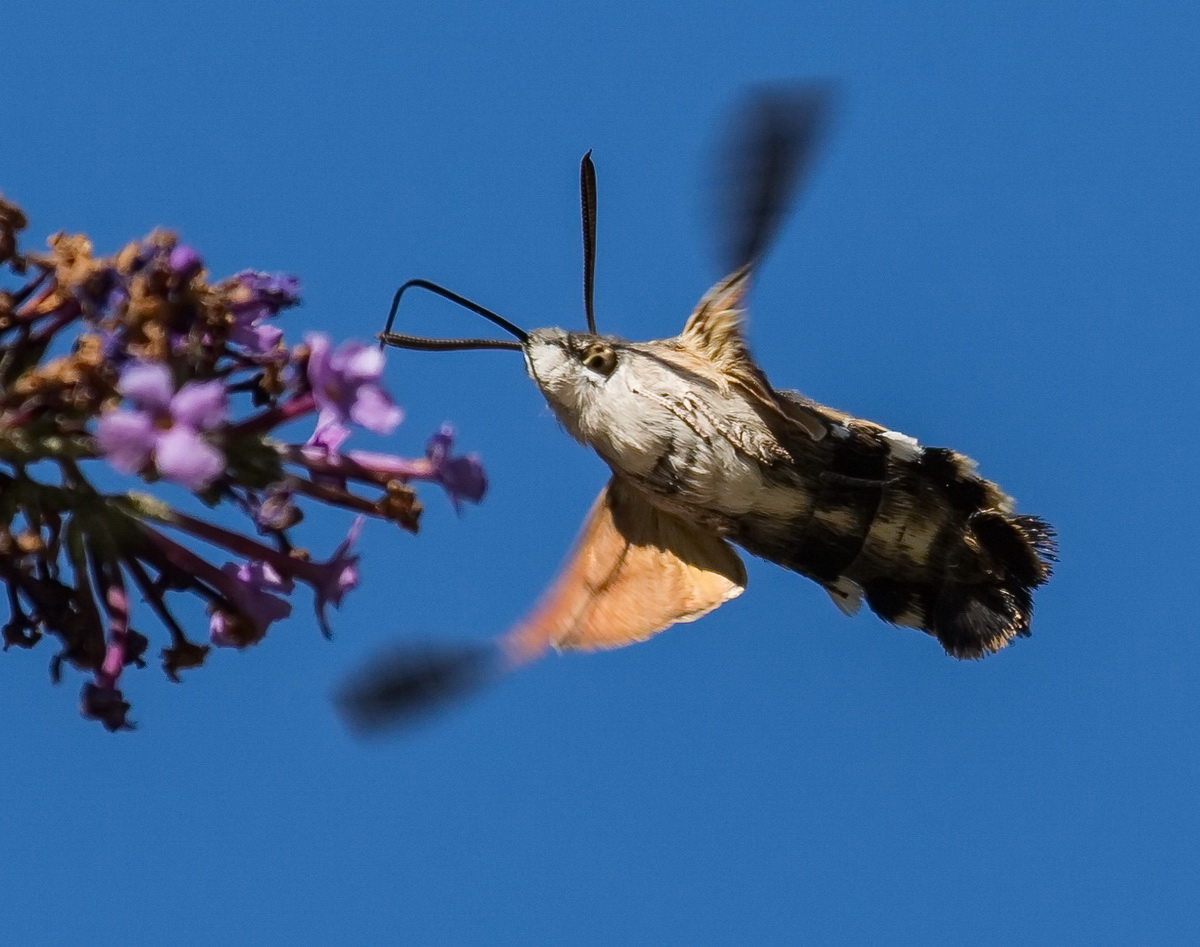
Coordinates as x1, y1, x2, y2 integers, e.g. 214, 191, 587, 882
524, 328, 805, 524
521, 315, 1055, 663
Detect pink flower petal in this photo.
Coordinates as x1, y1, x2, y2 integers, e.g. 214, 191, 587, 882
230, 318, 283, 355
304, 332, 332, 383
334, 343, 385, 383
305, 419, 352, 457
95, 410, 157, 474
155, 427, 225, 490
349, 384, 402, 434
118, 362, 173, 412
171, 379, 228, 430
310, 517, 363, 635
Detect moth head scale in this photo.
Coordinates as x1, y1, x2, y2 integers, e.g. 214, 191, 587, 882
523, 328, 701, 475
524, 328, 623, 443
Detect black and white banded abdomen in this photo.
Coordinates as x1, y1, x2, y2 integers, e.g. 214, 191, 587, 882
731, 401, 1057, 659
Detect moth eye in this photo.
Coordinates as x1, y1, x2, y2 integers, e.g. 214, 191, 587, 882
582, 344, 617, 377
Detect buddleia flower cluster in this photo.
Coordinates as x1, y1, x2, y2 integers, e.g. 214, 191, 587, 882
0, 196, 486, 731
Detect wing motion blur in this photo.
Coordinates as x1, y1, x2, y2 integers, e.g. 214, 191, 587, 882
713, 84, 834, 274
337, 479, 746, 734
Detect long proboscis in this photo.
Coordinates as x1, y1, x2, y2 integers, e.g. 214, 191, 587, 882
379, 278, 528, 352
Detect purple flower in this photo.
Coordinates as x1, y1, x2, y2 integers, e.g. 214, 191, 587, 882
97, 320, 129, 363
345, 424, 487, 510
230, 271, 301, 316
210, 560, 294, 649
302, 420, 352, 489
226, 270, 298, 357
96, 362, 229, 490
230, 316, 284, 356
167, 245, 203, 282
0, 201, 508, 731
305, 419, 351, 458
307, 517, 363, 636
424, 425, 487, 510
305, 333, 402, 434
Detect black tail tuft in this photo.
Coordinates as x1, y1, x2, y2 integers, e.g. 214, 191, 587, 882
334, 642, 498, 735
932, 581, 1032, 659
970, 511, 1057, 586
1009, 514, 1059, 574
932, 511, 1057, 659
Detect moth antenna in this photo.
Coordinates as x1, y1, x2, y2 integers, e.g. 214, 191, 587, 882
580, 150, 598, 333
716, 83, 836, 273
379, 278, 528, 352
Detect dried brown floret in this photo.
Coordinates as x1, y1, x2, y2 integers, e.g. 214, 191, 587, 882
0, 195, 28, 268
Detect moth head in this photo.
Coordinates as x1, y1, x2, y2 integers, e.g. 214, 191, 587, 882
523, 327, 727, 481
523, 329, 625, 433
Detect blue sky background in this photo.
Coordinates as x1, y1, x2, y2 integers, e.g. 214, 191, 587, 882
5, 1, 1199, 943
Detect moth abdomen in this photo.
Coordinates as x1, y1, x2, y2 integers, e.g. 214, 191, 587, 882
737, 408, 1056, 659
857, 441, 1056, 658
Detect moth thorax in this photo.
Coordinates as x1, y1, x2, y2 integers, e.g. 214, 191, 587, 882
525, 329, 785, 515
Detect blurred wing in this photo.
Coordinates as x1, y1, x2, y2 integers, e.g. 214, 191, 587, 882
715, 83, 836, 273
503, 478, 746, 662
335, 642, 497, 735
336, 480, 744, 735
